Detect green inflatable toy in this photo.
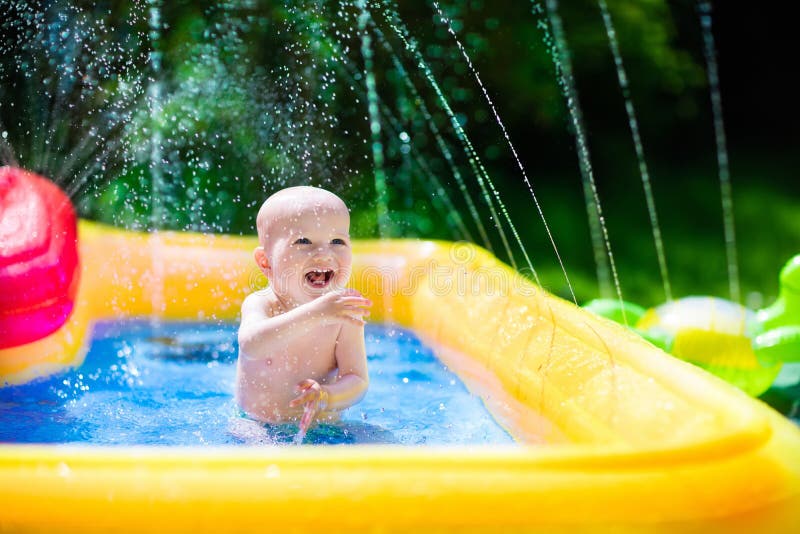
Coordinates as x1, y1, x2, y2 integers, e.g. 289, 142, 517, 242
583, 255, 800, 396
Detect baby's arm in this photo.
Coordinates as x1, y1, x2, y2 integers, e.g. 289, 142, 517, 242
328, 321, 369, 408
238, 289, 370, 360
306, 321, 369, 410
289, 309, 370, 431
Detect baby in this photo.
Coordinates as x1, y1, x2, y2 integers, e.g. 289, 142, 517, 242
236, 186, 372, 433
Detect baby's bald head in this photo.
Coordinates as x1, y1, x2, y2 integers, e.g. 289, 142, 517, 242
256, 186, 349, 250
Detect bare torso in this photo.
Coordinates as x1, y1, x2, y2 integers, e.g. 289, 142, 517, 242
236, 290, 342, 423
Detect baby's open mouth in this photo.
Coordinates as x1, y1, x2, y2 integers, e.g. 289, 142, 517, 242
305, 269, 335, 288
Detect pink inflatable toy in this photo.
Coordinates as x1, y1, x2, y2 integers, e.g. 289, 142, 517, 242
0, 167, 79, 348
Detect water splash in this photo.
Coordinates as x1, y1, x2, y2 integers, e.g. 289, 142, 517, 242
293, 425, 307, 445
146, 0, 166, 319
698, 1, 740, 303
432, 1, 574, 299
375, 30, 490, 247
381, 3, 523, 273
0, 0, 147, 199
369, 52, 477, 242
146, 0, 166, 231
104, 2, 366, 233
356, 2, 391, 236
597, 0, 672, 302
277, 10, 473, 242
534, 0, 626, 318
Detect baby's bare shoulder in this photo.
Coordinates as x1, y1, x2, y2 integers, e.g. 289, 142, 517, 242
241, 288, 282, 319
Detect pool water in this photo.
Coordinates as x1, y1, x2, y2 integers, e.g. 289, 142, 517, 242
0, 322, 514, 445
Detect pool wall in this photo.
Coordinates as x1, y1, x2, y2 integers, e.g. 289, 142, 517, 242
1, 221, 799, 532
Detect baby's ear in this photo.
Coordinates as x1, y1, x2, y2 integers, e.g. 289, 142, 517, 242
254, 246, 270, 272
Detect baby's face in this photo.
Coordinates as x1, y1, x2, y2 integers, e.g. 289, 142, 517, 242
264, 205, 352, 304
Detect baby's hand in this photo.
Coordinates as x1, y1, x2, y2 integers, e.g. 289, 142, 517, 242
311, 288, 372, 326
290, 379, 329, 433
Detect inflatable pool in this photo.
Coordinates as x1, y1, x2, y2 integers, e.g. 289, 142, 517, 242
1, 175, 800, 531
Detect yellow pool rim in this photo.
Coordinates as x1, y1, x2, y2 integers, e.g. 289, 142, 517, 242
1, 220, 799, 532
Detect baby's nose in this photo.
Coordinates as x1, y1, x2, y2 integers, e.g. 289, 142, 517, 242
314, 245, 333, 258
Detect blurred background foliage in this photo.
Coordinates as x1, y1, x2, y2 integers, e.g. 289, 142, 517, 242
0, 0, 797, 309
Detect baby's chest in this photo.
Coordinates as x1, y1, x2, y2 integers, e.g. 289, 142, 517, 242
270, 326, 340, 370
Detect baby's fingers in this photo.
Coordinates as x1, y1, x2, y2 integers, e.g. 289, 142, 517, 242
340, 288, 364, 298
342, 303, 370, 314
299, 401, 317, 432
339, 296, 372, 308
290, 379, 323, 407
289, 391, 312, 408
295, 378, 317, 392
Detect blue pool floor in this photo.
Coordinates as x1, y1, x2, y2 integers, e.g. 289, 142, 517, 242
0, 322, 513, 446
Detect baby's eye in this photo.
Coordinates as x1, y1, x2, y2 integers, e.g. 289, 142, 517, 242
294, 237, 312, 245
331, 238, 347, 245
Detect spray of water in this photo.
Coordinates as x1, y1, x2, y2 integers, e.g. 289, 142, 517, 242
381, 3, 528, 274
597, 0, 672, 302
698, 1, 740, 303
534, 0, 627, 320
372, 25, 488, 246
143, 0, 167, 324
0, 0, 148, 200
356, 1, 391, 237
432, 1, 576, 301
287, 10, 475, 242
